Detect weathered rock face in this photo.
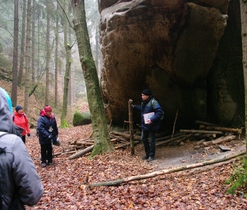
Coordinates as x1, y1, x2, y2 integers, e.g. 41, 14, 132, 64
99, 0, 244, 130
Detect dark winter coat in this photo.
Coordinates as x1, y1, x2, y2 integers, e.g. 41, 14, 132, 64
133, 96, 163, 131
37, 115, 58, 144
0, 88, 44, 210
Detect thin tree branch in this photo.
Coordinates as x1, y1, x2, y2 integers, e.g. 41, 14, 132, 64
55, 0, 75, 30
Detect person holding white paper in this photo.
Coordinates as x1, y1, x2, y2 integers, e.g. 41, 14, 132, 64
132, 89, 164, 162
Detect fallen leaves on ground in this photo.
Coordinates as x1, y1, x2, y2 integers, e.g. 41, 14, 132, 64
25, 125, 247, 210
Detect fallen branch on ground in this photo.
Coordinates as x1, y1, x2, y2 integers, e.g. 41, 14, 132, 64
199, 125, 242, 135
202, 135, 236, 146
88, 150, 246, 187
180, 129, 223, 135
69, 145, 94, 159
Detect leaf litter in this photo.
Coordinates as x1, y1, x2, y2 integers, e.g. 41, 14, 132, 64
25, 125, 247, 210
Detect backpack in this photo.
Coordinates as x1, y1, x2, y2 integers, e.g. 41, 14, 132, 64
0, 133, 23, 210
151, 99, 164, 121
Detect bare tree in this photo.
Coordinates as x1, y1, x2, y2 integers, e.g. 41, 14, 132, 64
11, 0, 19, 106
18, 0, 26, 86
24, 0, 32, 113
45, 0, 51, 105
54, 2, 59, 107
31, 0, 36, 84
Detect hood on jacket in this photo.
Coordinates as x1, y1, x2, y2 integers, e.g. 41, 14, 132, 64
0, 87, 23, 136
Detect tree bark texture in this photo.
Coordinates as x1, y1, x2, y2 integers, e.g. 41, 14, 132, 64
61, 1, 71, 127
11, 0, 19, 106
24, 0, 31, 113
71, 0, 113, 156
45, 0, 51, 106
18, 0, 26, 86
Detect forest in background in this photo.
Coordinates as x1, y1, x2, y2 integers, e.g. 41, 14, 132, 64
0, 0, 101, 114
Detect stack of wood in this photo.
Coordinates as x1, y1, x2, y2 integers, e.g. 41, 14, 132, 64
179, 120, 243, 147
64, 120, 243, 159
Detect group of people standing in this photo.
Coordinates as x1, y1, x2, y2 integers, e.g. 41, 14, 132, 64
0, 87, 43, 209
11, 103, 59, 167
0, 86, 162, 209
0, 87, 59, 209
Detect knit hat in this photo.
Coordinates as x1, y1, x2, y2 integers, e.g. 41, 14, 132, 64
44, 106, 52, 112
142, 89, 152, 96
15, 105, 22, 112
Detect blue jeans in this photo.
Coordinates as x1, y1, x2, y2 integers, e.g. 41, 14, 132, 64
141, 130, 156, 158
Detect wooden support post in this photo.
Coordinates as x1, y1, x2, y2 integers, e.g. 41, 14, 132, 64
128, 99, 134, 155
171, 110, 178, 139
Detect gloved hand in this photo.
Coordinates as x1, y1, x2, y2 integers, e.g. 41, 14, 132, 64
27, 133, 30, 137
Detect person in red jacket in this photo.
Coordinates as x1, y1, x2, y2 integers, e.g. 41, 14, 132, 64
12, 105, 31, 143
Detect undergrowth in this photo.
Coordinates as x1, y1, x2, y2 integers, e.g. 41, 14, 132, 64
225, 156, 247, 197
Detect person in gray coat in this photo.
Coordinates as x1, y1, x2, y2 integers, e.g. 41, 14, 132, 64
0, 87, 44, 210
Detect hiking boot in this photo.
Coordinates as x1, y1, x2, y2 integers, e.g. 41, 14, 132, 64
142, 156, 148, 160
41, 163, 46, 167
147, 157, 154, 162
48, 162, 53, 166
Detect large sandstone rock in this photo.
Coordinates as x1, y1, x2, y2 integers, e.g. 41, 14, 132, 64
99, 0, 243, 130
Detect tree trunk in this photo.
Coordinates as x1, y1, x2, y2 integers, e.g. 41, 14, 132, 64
45, 0, 51, 106
18, 0, 26, 86
61, 1, 71, 127
31, 0, 35, 84
71, 0, 113, 157
240, 0, 247, 153
54, 2, 59, 107
24, 0, 31, 113
11, 0, 19, 107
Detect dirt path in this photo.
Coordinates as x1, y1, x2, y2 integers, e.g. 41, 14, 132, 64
136, 137, 246, 170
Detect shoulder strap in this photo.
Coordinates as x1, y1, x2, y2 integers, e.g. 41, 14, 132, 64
151, 98, 157, 109
0, 132, 7, 139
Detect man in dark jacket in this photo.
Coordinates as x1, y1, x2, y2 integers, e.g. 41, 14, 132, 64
37, 105, 58, 167
133, 89, 163, 162
0, 87, 44, 210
